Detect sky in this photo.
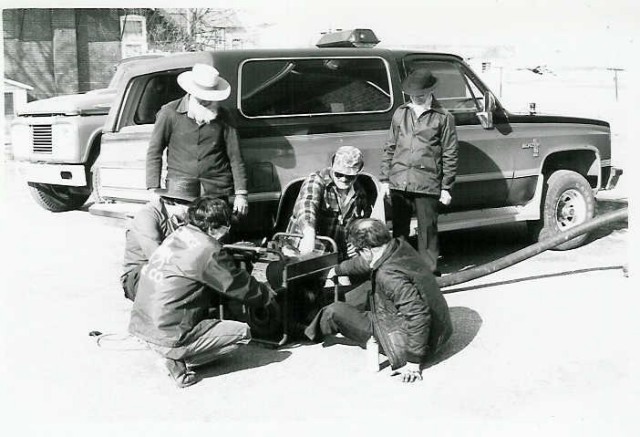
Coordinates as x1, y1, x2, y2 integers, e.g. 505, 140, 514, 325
6, 0, 639, 69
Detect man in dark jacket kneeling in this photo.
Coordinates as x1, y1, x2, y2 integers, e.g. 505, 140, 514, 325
129, 197, 278, 388
305, 218, 452, 383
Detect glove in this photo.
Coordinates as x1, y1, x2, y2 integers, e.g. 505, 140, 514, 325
439, 189, 452, 206
299, 227, 316, 255
390, 362, 423, 383
233, 194, 249, 216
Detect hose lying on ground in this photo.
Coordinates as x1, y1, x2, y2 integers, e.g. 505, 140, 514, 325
436, 208, 628, 289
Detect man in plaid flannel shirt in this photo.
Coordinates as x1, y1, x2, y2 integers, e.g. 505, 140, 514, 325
287, 146, 372, 260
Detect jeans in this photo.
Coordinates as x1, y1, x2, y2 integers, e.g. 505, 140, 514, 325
148, 320, 251, 368
120, 263, 144, 301
390, 190, 439, 273
305, 302, 373, 345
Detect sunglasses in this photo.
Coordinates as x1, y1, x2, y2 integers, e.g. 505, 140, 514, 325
333, 172, 357, 181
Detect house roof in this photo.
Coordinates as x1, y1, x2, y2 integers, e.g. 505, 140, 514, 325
4, 78, 34, 91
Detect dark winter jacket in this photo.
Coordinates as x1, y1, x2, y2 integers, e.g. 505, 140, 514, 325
336, 238, 453, 368
146, 96, 248, 196
380, 97, 458, 195
129, 224, 274, 348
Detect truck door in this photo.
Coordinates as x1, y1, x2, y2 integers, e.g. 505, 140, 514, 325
98, 71, 185, 202
401, 56, 515, 212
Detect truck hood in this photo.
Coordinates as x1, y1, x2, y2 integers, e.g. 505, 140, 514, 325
17, 88, 117, 116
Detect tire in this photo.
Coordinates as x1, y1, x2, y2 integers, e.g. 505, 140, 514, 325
527, 170, 595, 250
28, 183, 90, 212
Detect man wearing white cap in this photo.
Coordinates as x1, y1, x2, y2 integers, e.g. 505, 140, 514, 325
146, 63, 249, 217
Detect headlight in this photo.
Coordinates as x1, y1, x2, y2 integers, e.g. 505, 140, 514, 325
10, 123, 31, 160
52, 123, 79, 161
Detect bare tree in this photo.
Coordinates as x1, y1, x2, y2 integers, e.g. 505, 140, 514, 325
143, 8, 241, 52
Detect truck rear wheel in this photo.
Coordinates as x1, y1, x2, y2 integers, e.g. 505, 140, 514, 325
528, 170, 595, 250
28, 183, 90, 212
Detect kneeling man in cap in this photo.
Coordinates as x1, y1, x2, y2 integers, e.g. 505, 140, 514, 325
121, 177, 200, 301
287, 145, 373, 261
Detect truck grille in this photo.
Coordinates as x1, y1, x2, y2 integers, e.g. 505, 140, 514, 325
31, 125, 53, 154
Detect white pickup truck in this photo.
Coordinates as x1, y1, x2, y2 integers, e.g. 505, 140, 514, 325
10, 54, 164, 212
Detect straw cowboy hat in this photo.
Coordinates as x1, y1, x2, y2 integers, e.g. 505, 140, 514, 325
401, 68, 438, 96
177, 63, 231, 102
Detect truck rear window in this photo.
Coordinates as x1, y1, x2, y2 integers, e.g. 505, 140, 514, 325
240, 57, 392, 118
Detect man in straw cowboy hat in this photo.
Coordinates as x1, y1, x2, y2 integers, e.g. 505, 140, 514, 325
146, 63, 249, 217
121, 177, 201, 301
380, 68, 458, 275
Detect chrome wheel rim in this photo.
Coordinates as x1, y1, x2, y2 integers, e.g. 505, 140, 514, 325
555, 189, 587, 230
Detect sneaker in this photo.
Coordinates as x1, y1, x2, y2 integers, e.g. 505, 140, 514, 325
164, 358, 202, 388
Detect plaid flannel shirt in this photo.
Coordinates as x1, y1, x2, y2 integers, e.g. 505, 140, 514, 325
286, 167, 372, 258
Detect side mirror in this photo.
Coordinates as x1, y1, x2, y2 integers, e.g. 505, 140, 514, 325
476, 91, 495, 129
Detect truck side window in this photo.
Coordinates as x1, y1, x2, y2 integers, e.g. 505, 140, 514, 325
240, 57, 392, 118
405, 60, 484, 114
134, 74, 185, 125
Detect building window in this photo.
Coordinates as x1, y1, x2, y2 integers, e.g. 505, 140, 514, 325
5, 92, 15, 116
120, 14, 148, 58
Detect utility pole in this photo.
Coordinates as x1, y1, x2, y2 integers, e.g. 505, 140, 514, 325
607, 68, 624, 101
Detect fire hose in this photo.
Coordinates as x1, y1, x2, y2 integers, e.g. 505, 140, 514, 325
436, 207, 628, 290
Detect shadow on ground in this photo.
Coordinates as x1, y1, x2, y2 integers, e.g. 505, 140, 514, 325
437, 198, 628, 275
196, 343, 292, 379
443, 265, 627, 294
423, 306, 482, 370
589, 199, 628, 241
310, 307, 482, 370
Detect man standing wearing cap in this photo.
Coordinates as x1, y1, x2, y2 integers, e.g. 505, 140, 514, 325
146, 63, 249, 217
287, 146, 372, 260
120, 178, 200, 301
380, 68, 458, 275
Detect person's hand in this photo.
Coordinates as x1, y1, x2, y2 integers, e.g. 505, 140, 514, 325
439, 189, 452, 206
233, 194, 249, 216
390, 362, 423, 383
326, 267, 337, 281
380, 182, 390, 198
346, 242, 358, 258
299, 227, 316, 255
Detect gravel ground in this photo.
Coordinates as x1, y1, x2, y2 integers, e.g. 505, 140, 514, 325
0, 160, 637, 436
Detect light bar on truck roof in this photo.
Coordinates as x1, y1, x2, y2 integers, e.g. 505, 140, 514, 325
316, 29, 380, 48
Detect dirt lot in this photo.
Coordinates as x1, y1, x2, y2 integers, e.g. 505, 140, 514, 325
0, 160, 636, 436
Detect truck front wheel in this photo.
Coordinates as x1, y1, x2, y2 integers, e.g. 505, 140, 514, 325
28, 183, 91, 212
527, 170, 595, 250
